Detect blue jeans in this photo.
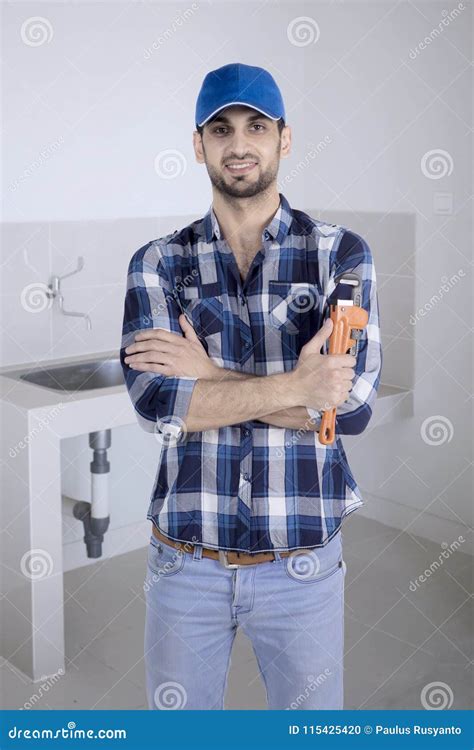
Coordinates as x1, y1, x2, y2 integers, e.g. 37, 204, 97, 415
144, 530, 346, 710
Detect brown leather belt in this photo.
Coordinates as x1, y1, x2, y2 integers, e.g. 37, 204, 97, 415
152, 524, 294, 569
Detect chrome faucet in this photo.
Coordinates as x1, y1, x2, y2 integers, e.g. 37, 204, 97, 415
47, 256, 92, 330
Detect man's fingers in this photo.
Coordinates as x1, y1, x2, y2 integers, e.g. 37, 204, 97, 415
327, 353, 357, 368
129, 361, 174, 375
127, 351, 173, 366
133, 327, 179, 344
179, 313, 200, 341
125, 340, 179, 357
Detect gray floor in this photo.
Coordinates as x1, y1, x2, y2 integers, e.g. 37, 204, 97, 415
1, 516, 472, 710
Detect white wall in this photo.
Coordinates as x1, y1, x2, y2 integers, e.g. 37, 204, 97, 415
1, 1, 472, 553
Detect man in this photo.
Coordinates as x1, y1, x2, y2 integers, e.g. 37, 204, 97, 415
120, 62, 382, 710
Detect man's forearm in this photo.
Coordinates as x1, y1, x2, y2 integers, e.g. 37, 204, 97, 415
184, 371, 299, 431
185, 367, 317, 432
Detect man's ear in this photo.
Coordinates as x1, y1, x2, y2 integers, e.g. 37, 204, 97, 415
280, 124, 291, 160
193, 130, 205, 164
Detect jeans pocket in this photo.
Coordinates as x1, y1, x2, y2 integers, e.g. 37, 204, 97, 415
147, 535, 186, 577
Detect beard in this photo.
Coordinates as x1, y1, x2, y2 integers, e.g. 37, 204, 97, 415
203, 145, 280, 200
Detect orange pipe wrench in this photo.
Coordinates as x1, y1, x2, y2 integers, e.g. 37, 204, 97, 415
319, 274, 369, 445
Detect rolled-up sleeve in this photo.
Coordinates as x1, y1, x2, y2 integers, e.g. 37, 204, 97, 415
308, 229, 383, 435
119, 240, 198, 435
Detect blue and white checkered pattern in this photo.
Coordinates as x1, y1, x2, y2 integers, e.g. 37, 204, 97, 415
120, 193, 382, 552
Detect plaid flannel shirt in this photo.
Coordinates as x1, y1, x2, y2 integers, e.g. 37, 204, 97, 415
120, 193, 382, 552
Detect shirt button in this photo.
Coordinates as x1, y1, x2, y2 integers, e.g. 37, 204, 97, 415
243, 428, 251, 437
243, 341, 250, 349
240, 295, 247, 305
242, 472, 250, 481
264, 230, 270, 240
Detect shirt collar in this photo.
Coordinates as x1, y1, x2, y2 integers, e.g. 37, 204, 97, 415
203, 192, 293, 245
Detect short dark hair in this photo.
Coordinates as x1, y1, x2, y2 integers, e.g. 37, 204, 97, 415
196, 117, 286, 136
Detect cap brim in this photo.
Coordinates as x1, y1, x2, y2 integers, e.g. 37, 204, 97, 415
197, 102, 281, 127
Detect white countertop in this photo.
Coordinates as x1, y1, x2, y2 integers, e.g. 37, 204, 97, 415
0, 350, 413, 432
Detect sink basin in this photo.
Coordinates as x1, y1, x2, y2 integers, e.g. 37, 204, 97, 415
4, 358, 124, 392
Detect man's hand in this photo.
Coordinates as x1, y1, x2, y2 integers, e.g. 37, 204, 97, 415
291, 318, 357, 411
123, 314, 220, 379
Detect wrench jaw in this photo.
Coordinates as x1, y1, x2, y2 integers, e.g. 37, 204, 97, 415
330, 272, 363, 356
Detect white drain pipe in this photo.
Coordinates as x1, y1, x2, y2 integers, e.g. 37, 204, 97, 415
73, 429, 111, 558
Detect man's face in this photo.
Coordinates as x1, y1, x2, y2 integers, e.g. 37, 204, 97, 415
194, 105, 289, 199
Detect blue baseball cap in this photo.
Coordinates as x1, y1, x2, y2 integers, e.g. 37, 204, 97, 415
195, 62, 285, 128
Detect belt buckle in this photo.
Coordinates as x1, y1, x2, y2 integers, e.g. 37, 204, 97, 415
218, 550, 243, 569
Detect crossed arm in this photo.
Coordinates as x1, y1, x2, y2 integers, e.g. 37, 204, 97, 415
123, 316, 319, 432
120, 233, 381, 436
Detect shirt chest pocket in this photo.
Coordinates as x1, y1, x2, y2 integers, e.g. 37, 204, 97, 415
180, 281, 224, 339
268, 280, 320, 335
